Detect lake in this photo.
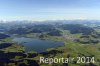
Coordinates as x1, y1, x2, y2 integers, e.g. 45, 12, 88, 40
12, 37, 64, 53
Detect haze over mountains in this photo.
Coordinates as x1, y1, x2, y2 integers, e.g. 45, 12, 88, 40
0, 20, 100, 24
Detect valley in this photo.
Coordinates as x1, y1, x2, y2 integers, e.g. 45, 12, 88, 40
0, 20, 100, 66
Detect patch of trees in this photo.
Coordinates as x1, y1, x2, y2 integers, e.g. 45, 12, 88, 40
96, 33, 100, 38
77, 35, 99, 44
0, 33, 10, 39
0, 51, 39, 66
47, 29, 62, 36
31, 25, 55, 33
8, 27, 28, 35
59, 24, 94, 35
40, 50, 63, 57
0, 43, 12, 49
8, 25, 54, 34
8, 24, 62, 36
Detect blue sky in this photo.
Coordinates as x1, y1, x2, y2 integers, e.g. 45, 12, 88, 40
0, 0, 100, 21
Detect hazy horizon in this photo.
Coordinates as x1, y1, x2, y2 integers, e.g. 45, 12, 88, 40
0, 0, 100, 21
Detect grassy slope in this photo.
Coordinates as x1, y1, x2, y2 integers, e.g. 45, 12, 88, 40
32, 30, 100, 66
0, 38, 25, 52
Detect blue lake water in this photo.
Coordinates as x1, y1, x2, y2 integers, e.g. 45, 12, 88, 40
13, 37, 64, 53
